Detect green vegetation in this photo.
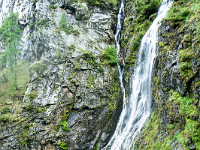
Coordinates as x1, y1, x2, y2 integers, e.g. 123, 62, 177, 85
19, 130, 30, 146
135, 89, 200, 149
169, 90, 198, 118
0, 62, 29, 123
60, 142, 68, 150
82, 51, 98, 67
27, 91, 38, 100
122, 0, 161, 69
71, 0, 117, 7
57, 14, 80, 36
59, 14, 67, 28
29, 61, 47, 76
101, 46, 119, 66
38, 18, 50, 26
108, 72, 119, 115
49, 4, 57, 10
178, 48, 194, 81
175, 119, 200, 149
0, 12, 22, 90
165, 7, 190, 22
60, 120, 71, 132
135, 0, 161, 21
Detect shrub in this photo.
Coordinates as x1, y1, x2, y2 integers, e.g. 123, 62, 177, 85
165, 6, 190, 22
135, 0, 161, 20
49, 4, 57, 10
27, 91, 38, 100
179, 49, 193, 62
169, 90, 198, 117
1, 107, 11, 114
60, 120, 70, 132
38, 18, 50, 26
101, 46, 119, 66
60, 142, 68, 150
0, 113, 12, 122
57, 15, 80, 36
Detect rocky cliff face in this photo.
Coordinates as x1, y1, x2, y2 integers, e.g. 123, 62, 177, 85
120, 0, 200, 149
0, 0, 122, 149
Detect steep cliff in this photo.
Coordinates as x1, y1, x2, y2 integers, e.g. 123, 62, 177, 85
121, 0, 200, 149
0, 0, 122, 149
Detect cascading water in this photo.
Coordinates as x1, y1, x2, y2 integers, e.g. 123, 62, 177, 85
104, 0, 173, 149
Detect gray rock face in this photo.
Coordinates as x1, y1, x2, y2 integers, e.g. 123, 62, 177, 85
0, 0, 121, 149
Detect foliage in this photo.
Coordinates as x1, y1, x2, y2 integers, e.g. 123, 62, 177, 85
101, 46, 119, 66
123, 0, 159, 68
0, 12, 22, 89
82, 51, 99, 67
0, 52, 6, 70
60, 120, 70, 132
0, 113, 12, 122
135, 0, 161, 20
57, 14, 80, 36
49, 4, 57, 10
59, 14, 67, 28
60, 142, 68, 150
19, 130, 30, 146
169, 90, 198, 117
27, 91, 38, 100
178, 48, 194, 81
175, 119, 200, 149
83, 0, 117, 7
38, 18, 50, 26
165, 4, 190, 22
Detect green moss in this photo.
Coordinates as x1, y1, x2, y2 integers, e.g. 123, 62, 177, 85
195, 81, 200, 88
135, 111, 160, 149
60, 120, 70, 132
82, 51, 99, 67
175, 119, 200, 149
167, 123, 174, 130
27, 91, 38, 100
0, 113, 12, 122
87, 74, 97, 88
59, 142, 68, 150
179, 49, 194, 62
101, 46, 119, 66
135, 0, 161, 21
169, 90, 198, 118
123, 0, 157, 68
49, 4, 57, 10
178, 48, 195, 82
82, 0, 117, 7
165, 5, 190, 22
68, 72, 77, 80
19, 130, 30, 146
37, 106, 46, 113
25, 103, 33, 111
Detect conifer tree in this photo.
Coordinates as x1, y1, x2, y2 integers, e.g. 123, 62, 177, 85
59, 13, 67, 28
0, 12, 22, 90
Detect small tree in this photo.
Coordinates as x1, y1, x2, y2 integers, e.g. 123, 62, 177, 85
59, 13, 67, 28
0, 12, 22, 90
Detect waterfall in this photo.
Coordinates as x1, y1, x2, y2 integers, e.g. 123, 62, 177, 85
104, 0, 173, 149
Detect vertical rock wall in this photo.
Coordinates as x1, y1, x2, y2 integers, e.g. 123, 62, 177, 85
0, 0, 122, 149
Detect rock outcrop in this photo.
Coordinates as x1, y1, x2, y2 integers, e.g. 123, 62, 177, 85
0, 0, 122, 149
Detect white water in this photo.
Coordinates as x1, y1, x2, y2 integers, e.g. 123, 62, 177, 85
104, 0, 173, 149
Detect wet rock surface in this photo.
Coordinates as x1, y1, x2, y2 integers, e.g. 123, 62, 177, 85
0, 0, 121, 149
